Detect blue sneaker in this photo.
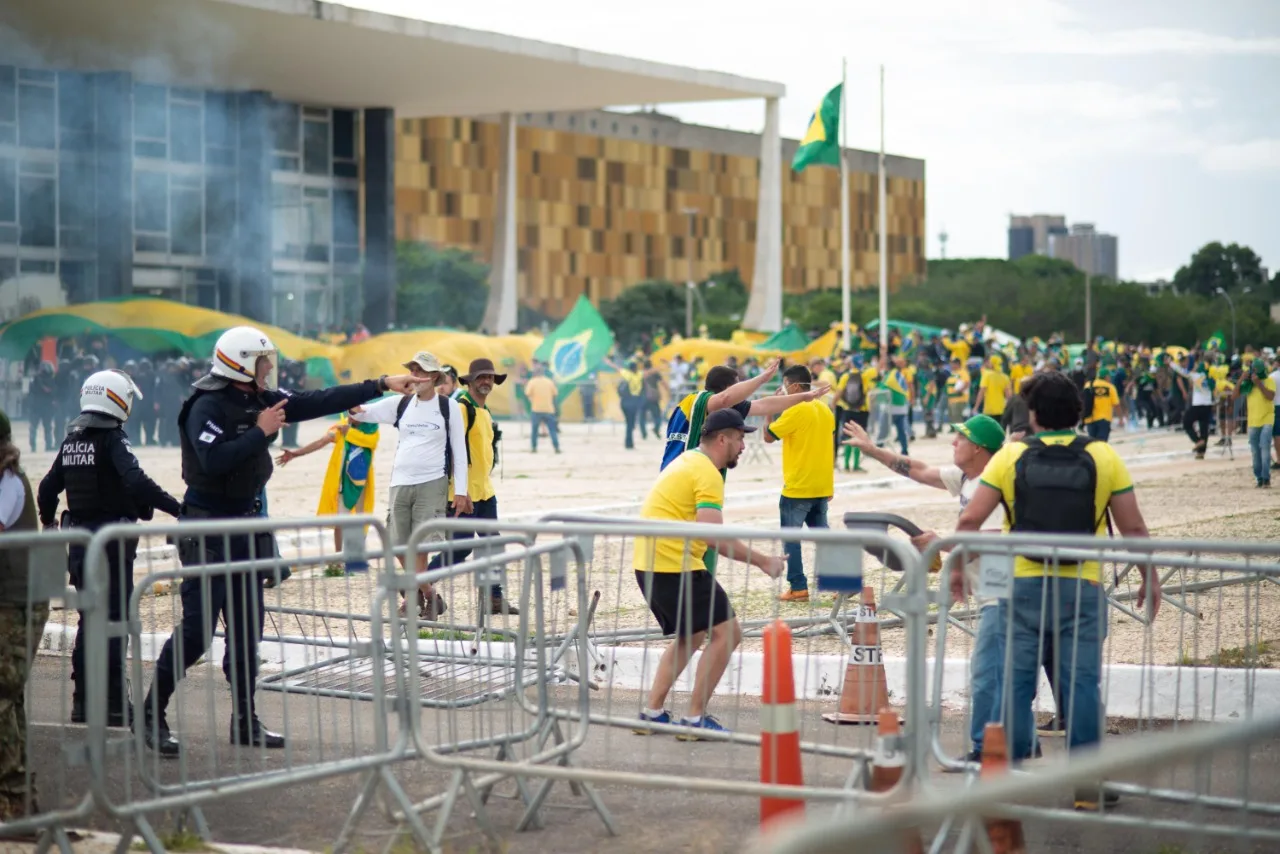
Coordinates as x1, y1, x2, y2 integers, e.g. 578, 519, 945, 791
633, 709, 672, 735
676, 714, 729, 741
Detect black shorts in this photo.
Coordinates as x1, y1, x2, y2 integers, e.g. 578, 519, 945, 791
634, 570, 734, 638
849, 410, 870, 429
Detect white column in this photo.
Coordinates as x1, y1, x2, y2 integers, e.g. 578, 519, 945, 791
744, 97, 783, 332
482, 112, 518, 334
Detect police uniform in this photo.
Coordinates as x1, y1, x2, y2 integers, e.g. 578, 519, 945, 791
37, 411, 181, 725
141, 374, 389, 753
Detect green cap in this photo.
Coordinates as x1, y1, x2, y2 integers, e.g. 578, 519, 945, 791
954, 414, 1005, 453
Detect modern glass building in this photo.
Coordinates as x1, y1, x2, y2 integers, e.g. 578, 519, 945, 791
0, 63, 384, 334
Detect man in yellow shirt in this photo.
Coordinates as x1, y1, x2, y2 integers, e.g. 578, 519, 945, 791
633, 409, 784, 738
945, 358, 969, 428
764, 365, 836, 601
957, 371, 1160, 805
974, 357, 1012, 421
427, 358, 517, 615
1010, 353, 1034, 395
1242, 359, 1277, 487
1082, 369, 1120, 442
523, 364, 560, 454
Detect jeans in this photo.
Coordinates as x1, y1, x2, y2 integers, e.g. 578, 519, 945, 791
891, 413, 909, 455
779, 496, 829, 591
530, 412, 560, 452
1249, 425, 1274, 483
1085, 419, 1111, 442
970, 605, 1004, 753
621, 398, 639, 449
998, 576, 1104, 759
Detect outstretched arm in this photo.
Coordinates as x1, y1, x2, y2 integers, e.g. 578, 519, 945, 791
842, 418, 945, 489
708, 360, 778, 412
748, 385, 830, 417
277, 429, 338, 466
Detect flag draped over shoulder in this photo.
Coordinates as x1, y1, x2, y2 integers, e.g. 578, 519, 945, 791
531, 295, 616, 405
791, 83, 842, 172
317, 418, 380, 515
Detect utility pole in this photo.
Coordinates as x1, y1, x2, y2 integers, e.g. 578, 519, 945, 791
1085, 271, 1092, 348
681, 207, 699, 338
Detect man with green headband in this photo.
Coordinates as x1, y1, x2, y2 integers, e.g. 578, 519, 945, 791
843, 413, 1010, 765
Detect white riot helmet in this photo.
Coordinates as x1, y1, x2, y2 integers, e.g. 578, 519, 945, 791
210, 326, 276, 384
81, 370, 143, 422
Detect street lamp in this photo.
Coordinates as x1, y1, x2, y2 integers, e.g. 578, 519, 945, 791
681, 207, 699, 338
1215, 286, 1252, 356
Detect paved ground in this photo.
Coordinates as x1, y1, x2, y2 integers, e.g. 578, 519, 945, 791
17, 657, 1280, 854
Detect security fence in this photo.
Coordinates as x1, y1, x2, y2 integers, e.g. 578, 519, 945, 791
3, 514, 1280, 854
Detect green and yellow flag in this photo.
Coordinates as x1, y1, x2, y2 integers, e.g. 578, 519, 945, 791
531, 295, 615, 405
792, 83, 842, 172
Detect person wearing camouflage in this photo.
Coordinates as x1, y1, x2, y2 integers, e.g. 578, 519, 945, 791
0, 409, 46, 822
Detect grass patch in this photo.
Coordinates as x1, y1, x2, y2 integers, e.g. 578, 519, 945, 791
132, 828, 219, 852
323, 562, 346, 578
418, 628, 508, 643
1180, 640, 1278, 669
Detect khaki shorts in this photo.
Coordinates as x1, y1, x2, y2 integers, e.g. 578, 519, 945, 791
388, 478, 450, 551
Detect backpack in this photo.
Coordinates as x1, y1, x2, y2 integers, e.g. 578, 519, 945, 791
661, 391, 712, 471
1081, 383, 1096, 420
840, 373, 865, 409
1008, 436, 1102, 560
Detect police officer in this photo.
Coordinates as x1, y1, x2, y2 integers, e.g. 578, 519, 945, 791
139, 326, 426, 755
37, 370, 182, 727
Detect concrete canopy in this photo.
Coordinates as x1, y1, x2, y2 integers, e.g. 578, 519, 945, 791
2, 0, 785, 114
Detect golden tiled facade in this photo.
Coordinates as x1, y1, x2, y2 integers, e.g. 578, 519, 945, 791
394, 111, 926, 318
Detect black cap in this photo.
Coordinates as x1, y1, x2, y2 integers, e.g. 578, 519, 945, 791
702, 408, 756, 437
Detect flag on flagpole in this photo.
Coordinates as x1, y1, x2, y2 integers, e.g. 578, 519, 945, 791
531, 295, 616, 405
792, 83, 842, 172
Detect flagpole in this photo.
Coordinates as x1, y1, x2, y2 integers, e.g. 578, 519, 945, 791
877, 64, 888, 363
839, 58, 851, 354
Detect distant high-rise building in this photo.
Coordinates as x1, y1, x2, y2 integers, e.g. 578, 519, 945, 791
1048, 223, 1119, 280
1008, 214, 1067, 260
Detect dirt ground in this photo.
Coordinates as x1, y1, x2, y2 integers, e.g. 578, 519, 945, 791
20, 416, 1280, 667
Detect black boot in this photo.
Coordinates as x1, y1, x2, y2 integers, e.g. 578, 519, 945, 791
231, 716, 285, 749
70, 693, 85, 724
137, 705, 181, 757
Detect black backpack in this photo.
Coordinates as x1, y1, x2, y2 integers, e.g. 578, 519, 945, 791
841, 373, 865, 409
1008, 436, 1102, 555
1081, 383, 1096, 420
394, 393, 500, 473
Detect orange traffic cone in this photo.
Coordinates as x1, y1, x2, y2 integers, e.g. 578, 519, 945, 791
760, 619, 804, 828
823, 586, 891, 725
981, 723, 1027, 854
869, 709, 924, 854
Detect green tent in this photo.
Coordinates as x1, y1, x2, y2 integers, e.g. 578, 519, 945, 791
865, 319, 946, 339
754, 325, 811, 352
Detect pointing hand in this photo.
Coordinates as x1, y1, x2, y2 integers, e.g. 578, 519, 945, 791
257, 400, 287, 436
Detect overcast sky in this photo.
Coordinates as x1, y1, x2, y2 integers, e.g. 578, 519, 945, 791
362, 0, 1278, 281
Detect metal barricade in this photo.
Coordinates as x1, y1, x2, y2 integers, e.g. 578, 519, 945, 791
917, 532, 1280, 825
82, 515, 420, 854
752, 710, 1280, 854
382, 515, 933, 848
0, 528, 94, 853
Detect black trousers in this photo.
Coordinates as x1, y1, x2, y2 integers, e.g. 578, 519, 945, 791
426, 496, 502, 597
1184, 404, 1212, 446
640, 400, 664, 437
621, 398, 640, 448
68, 537, 138, 713
28, 412, 54, 451
147, 532, 268, 728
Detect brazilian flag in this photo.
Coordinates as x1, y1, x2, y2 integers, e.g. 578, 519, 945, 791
792, 84, 842, 172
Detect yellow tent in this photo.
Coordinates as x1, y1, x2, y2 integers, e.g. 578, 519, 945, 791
649, 339, 785, 369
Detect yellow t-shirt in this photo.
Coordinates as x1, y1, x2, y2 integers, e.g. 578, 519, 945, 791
634, 450, 725, 573
945, 338, 970, 364
768, 400, 836, 499
860, 367, 879, 412
817, 368, 838, 407
1010, 363, 1034, 391
1246, 378, 1277, 428
449, 395, 496, 502
979, 432, 1134, 583
979, 370, 1011, 416
1083, 380, 1120, 424
524, 376, 558, 414
619, 369, 644, 396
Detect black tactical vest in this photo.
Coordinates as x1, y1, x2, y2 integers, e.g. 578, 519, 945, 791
178, 389, 273, 502
60, 427, 138, 525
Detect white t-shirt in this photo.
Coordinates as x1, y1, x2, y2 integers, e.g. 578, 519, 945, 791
1172, 364, 1214, 408
0, 470, 26, 529
353, 393, 469, 492
1269, 371, 1280, 406
939, 465, 1005, 609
